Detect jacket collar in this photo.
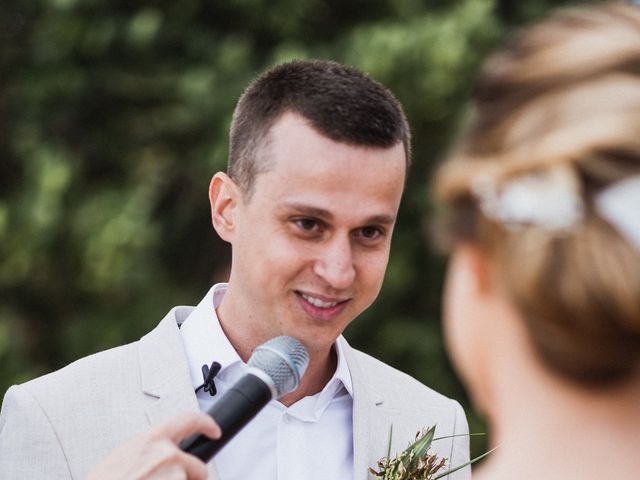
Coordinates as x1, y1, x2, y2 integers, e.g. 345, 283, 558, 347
138, 306, 199, 425
138, 307, 221, 479
339, 336, 393, 480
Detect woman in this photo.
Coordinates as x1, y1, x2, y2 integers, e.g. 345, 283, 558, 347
435, 4, 640, 479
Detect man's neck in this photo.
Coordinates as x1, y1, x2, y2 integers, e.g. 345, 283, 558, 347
278, 345, 337, 406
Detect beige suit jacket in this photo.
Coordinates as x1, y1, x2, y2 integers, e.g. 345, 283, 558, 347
0, 307, 470, 479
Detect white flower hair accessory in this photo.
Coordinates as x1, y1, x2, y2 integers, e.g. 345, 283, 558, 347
471, 166, 640, 252
595, 174, 640, 251
471, 166, 584, 231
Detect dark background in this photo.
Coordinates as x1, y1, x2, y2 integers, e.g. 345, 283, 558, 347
0, 0, 596, 460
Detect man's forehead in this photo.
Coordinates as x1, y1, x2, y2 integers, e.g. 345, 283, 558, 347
245, 114, 407, 216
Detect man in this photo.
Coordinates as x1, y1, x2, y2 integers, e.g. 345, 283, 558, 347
0, 60, 469, 479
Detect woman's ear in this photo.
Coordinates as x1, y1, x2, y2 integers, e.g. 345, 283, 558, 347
209, 172, 240, 243
455, 243, 495, 297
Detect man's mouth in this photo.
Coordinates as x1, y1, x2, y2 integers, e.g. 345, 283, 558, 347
295, 291, 350, 320
299, 293, 342, 308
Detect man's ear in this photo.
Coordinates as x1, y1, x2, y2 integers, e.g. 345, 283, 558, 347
209, 172, 241, 243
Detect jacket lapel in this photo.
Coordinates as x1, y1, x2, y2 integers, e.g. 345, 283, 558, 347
340, 337, 393, 480
137, 307, 221, 480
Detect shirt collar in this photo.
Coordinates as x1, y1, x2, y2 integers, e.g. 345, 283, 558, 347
180, 283, 244, 391
288, 336, 353, 421
180, 283, 353, 402
332, 336, 353, 397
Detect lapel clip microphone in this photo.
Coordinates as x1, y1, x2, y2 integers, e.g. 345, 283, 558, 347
195, 361, 221, 397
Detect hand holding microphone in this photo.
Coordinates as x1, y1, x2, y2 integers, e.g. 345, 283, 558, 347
87, 411, 221, 480
179, 335, 309, 461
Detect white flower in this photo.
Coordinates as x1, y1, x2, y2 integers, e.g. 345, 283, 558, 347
595, 174, 640, 250
472, 166, 584, 231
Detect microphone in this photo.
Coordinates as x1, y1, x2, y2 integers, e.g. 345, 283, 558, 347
179, 335, 309, 462
195, 361, 222, 396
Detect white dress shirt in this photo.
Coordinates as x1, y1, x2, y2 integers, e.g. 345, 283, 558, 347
180, 284, 354, 480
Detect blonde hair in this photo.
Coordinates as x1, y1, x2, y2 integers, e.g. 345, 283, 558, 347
436, 4, 640, 385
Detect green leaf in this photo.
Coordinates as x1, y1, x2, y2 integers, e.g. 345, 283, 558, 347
405, 426, 436, 469
433, 432, 486, 441
432, 446, 497, 480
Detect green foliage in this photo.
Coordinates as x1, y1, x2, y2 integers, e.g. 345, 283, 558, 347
0, 0, 597, 460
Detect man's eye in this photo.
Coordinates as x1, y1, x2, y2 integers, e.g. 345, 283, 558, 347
295, 218, 319, 231
359, 226, 383, 240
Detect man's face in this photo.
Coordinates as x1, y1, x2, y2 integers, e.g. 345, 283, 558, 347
217, 112, 406, 355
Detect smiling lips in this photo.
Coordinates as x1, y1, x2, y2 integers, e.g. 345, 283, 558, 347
296, 291, 350, 320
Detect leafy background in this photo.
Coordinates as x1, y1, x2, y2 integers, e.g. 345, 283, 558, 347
0, 0, 596, 460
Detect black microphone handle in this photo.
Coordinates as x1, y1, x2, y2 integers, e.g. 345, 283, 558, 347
179, 374, 273, 462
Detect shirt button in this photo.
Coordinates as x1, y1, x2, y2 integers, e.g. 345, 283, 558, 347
282, 414, 292, 424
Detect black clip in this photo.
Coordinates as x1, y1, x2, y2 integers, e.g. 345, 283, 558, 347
196, 361, 221, 397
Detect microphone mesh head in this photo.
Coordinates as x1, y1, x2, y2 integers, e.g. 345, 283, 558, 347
248, 336, 309, 398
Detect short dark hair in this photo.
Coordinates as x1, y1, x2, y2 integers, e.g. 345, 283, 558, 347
228, 59, 411, 196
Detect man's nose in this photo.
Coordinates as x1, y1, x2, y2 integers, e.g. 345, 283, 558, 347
312, 236, 356, 290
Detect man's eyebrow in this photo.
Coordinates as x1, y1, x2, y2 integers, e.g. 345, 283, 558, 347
364, 214, 397, 225
282, 203, 396, 225
283, 203, 334, 220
